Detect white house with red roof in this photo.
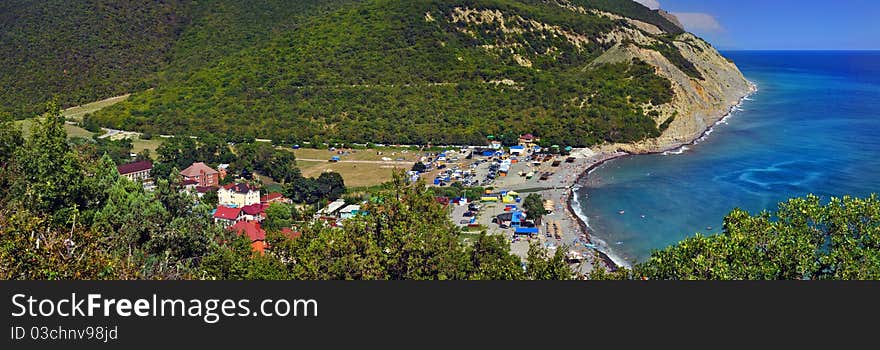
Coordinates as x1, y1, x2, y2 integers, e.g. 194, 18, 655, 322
218, 182, 260, 208
213, 206, 243, 227
240, 203, 269, 222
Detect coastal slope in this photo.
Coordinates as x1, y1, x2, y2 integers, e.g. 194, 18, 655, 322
591, 19, 753, 153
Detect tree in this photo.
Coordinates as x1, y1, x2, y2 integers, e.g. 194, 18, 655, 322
523, 193, 548, 223
597, 195, 880, 280
263, 203, 294, 232
411, 161, 427, 173
525, 242, 575, 280
315, 172, 346, 201
11, 102, 83, 222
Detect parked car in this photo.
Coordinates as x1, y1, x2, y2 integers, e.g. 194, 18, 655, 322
463, 211, 475, 217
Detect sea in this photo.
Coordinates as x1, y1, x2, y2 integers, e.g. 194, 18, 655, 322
575, 51, 880, 265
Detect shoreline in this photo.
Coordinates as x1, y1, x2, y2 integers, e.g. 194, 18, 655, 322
564, 81, 759, 271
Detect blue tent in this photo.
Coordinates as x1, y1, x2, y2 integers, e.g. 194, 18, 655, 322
511, 211, 523, 225
482, 151, 494, 157
515, 227, 539, 235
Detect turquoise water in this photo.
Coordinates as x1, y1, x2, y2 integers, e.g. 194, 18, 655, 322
576, 51, 880, 265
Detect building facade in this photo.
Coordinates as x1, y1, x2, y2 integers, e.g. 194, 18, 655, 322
117, 160, 153, 182
219, 183, 260, 207
180, 162, 219, 188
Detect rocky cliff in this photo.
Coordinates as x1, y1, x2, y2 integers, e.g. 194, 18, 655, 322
589, 12, 753, 153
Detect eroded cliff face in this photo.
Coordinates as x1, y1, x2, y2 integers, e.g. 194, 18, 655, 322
451, 2, 754, 153
592, 29, 753, 153
544, 2, 754, 153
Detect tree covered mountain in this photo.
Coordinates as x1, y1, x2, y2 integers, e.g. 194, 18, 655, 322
3, 0, 725, 147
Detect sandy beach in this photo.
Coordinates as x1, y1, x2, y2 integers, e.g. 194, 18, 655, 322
463, 83, 760, 277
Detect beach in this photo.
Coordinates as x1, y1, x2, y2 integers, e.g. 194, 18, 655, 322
472, 82, 761, 275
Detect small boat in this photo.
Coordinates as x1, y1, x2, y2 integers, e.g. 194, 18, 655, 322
618, 210, 625, 215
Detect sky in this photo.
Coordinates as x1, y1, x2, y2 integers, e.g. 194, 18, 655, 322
634, 0, 880, 50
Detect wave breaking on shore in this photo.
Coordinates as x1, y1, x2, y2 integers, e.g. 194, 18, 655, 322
662, 81, 759, 155
570, 81, 759, 270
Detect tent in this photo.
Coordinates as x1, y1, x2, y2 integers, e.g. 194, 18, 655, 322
515, 227, 539, 235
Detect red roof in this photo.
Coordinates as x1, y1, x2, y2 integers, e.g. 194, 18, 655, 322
261, 192, 284, 202
280, 228, 301, 240
180, 162, 218, 177
520, 133, 535, 141
117, 160, 152, 175
222, 182, 257, 194
229, 221, 266, 242
241, 203, 268, 216
213, 206, 241, 220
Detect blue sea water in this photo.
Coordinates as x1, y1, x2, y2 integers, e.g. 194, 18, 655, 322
576, 51, 880, 265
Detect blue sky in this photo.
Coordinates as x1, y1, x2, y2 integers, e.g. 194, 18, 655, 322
634, 0, 880, 50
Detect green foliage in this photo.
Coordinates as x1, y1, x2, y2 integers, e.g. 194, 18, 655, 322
430, 182, 486, 201
9, 103, 83, 222
525, 242, 575, 280
523, 193, 548, 222
284, 172, 347, 204
233, 142, 298, 183
640, 35, 704, 80
263, 203, 295, 232
411, 162, 427, 173
597, 195, 880, 280
0, 0, 191, 118
74, 0, 676, 147
153, 135, 234, 179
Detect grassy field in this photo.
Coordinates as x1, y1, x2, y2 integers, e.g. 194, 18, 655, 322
14, 118, 95, 139
291, 147, 425, 188
131, 138, 163, 158
14, 93, 163, 159
296, 160, 410, 188
292, 147, 422, 162
61, 94, 130, 121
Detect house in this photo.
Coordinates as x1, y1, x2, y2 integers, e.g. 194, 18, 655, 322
260, 192, 288, 204
280, 228, 301, 240
339, 204, 361, 220
219, 183, 260, 207
217, 164, 230, 180
518, 133, 540, 148
181, 179, 199, 192
180, 162, 219, 188
195, 186, 215, 198
117, 160, 152, 182
228, 221, 267, 254
316, 198, 346, 218
241, 203, 269, 222
490, 140, 502, 150
213, 206, 243, 227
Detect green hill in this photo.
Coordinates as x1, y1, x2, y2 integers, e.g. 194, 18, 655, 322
3, 0, 700, 147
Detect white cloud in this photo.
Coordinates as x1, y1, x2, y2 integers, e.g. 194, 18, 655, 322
671, 12, 724, 32
633, 0, 661, 10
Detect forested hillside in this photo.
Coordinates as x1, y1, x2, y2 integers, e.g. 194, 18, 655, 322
3, 0, 699, 147
0, 0, 191, 119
